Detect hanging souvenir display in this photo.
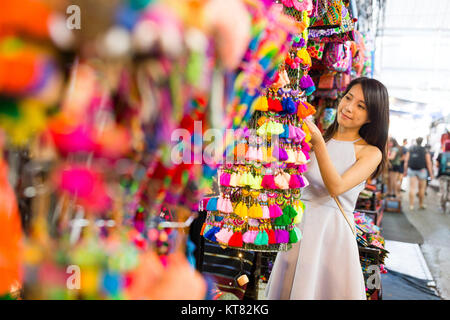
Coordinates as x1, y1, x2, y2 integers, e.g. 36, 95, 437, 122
201, 2, 316, 252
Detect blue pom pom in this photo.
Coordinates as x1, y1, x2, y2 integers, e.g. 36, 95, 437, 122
206, 197, 218, 211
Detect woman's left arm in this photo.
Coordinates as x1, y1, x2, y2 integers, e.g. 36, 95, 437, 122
305, 119, 382, 197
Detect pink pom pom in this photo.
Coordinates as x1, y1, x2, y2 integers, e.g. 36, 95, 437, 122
269, 204, 283, 218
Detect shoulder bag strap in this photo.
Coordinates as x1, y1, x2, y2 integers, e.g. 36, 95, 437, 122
333, 196, 356, 237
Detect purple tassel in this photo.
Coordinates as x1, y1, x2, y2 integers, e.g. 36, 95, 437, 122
299, 74, 315, 90
273, 147, 288, 161
297, 164, 308, 173
279, 230, 290, 243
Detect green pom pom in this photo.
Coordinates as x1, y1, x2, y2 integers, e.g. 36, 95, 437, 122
289, 227, 302, 243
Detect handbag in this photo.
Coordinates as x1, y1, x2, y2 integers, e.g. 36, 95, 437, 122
318, 72, 336, 89
333, 196, 356, 236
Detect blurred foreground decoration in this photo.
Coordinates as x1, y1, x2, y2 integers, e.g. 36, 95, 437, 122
0, 0, 298, 299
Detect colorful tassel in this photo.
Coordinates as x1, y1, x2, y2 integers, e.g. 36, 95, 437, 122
269, 204, 283, 218
281, 97, 297, 114
274, 211, 291, 226
296, 150, 307, 164
234, 202, 248, 218
289, 174, 301, 189
253, 95, 269, 112
261, 175, 277, 189
254, 230, 269, 246
229, 172, 239, 187
274, 173, 289, 189
217, 196, 225, 212
228, 231, 243, 247
286, 149, 296, 163
289, 227, 302, 243
256, 147, 264, 162
299, 74, 315, 90
219, 172, 231, 187
295, 127, 306, 142
276, 229, 290, 244
224, 198, 233, 214
267, 229, 276, 244
283, 205, 298, 219
297, 101, 316, 119
280, 124, 289, 139
299, 175, 309, 188
267, 97, 283, 113
262, 205, 270, 219
248, 204, 262, 218
257, 123, 268, 136
204, 226, 221, 242
298, 164, 308, 173
215, 228, 234, 244
200, 223, 209, 236
206, 197, 218, 211
246, 146, 258, 162
243, 230, 258, 243
273, 146, 288, 161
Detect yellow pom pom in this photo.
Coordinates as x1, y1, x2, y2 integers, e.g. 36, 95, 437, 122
297, 48, 311, 67
253, 96, 269, 112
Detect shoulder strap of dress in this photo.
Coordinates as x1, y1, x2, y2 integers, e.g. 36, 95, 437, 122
352, 138, 362, 143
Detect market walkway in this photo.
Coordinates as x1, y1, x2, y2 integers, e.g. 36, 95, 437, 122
399, 181, 450, 299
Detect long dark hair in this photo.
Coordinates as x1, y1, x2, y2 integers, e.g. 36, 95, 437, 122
323, 77, 389, 178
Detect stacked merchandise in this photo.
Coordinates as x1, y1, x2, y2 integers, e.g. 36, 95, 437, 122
201, 4, 315, 252
355, 181, 384, 226
0, 0, 301, 300
200, 1, 317, 298
304, 0, 372, 132
354, 210, 389, 300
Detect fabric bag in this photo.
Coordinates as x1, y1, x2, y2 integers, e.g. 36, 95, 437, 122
324, 42, 351, 72
310, 0, 343, 29
318, 72, 336, 89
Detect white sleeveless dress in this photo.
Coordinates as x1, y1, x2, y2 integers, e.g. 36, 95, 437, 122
265, 138, 367, 300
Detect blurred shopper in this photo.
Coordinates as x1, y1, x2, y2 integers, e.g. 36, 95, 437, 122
436, 140, 450, 210
398, 138, 408, 192
387, 137, 402, 197
404, 137, 434, 210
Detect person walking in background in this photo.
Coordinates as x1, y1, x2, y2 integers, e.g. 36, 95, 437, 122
436, 140, 450, 211
404, 137, 434, 210
398, 139, 408, 192
387, 137, 402, 197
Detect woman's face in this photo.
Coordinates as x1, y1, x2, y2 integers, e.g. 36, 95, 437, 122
337, 83, 370, 130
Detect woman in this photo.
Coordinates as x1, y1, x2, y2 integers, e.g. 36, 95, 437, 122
265, 77, 389, 300
387, 137, 402, 197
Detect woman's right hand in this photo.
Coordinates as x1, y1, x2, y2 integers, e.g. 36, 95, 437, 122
304, 118, 325, 147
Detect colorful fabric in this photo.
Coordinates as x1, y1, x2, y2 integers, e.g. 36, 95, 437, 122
307, 40, 325, 60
